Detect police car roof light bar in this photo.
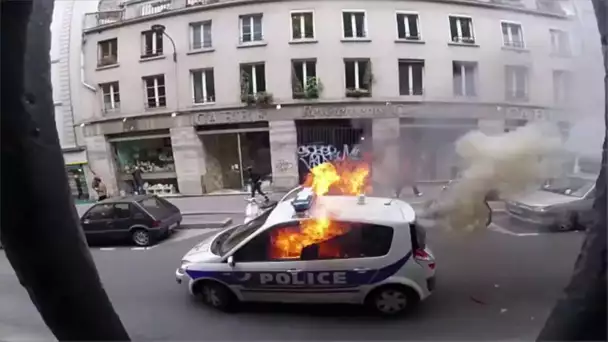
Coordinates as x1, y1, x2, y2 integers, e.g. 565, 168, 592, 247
291, 187, 315, 213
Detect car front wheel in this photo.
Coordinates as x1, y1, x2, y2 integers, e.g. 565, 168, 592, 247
131, 229, 151, 246
365, 285, 420, 317
194, 281, 238, 313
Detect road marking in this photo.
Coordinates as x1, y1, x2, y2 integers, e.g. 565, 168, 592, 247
99, 247, 116, 251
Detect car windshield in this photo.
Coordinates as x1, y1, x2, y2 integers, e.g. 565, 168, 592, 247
220, 205, 275, 255
541, 176, 595, 197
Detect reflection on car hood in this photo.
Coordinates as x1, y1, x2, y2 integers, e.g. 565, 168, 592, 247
510, 190, 579, 208
182, 228, 231, 263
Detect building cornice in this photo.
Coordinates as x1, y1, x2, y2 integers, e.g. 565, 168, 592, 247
79, 101, 569, 137
84, 0, 570, 34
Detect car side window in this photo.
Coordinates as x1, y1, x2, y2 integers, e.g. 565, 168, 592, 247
84, 204, 113, 220
232, 231, 270, 262
295, 222, 394, 261
131, 205, 147, 220
114, 203, 131, 219
232, 222, 301, 262
232, 221, 394, 262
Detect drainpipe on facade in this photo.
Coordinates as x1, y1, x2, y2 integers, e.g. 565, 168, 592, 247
80, 34, 96, 92
79, 33, 98, 182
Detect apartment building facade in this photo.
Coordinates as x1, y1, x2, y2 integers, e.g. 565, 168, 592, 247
78, 0, 590, 196
51, 0, 100, 202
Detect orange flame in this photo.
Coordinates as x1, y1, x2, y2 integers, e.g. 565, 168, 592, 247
270, 159, 372, 260
303, 159, 372, 196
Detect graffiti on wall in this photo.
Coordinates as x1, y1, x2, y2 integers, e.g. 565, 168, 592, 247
275, 159, 294, 173
297, 144, 362, 171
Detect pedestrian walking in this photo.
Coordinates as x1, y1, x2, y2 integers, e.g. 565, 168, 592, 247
74, 174, 84, 199
246, 166, 269, 202
92, 176, 108, 201
395, 156, 422, 198
131, 166, 144, 195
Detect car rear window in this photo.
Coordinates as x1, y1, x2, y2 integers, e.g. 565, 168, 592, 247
138, 197, 172, 218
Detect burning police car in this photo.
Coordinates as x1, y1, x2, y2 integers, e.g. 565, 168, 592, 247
176, 188, 436, 317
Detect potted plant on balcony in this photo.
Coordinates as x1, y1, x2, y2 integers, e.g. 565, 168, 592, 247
345, 88, 371, 98
304, 76, 323, 99
255, 92, 274, 106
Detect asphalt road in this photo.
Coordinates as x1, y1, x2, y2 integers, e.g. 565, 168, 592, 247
0, 213, 585, 341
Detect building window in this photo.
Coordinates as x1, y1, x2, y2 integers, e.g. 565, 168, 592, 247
342, 11, 367, 39
505, 65, 528, 101
291, 11, 314, 40
502, 22, 525, 48
449, 16, 475, 44
550, 29, 571, 56
143, 75, 167, 108
192, 69, 215, 104
396, 12, 420, 40
344, 59, 372, 97
453, 61, 477, 97
398, 59, 424, 96
291, 60, 318, 98
141, 30, 163, 58
240, 63, 266, 97
553, 70, 571, 104
190, 21, 212, 49
239, 14, 263, 43
97, 38, 118, 67
100, 82, 120, 112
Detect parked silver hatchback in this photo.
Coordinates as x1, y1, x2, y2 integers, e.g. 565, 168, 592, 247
506, 173, 596, 231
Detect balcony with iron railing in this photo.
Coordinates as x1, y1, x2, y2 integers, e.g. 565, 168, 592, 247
83, 0, 570, 31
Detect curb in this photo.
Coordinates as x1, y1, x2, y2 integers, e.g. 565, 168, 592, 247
179, 218, 233, 229
179, 201, 507, 216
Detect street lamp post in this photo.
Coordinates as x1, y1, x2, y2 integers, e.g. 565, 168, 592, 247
151, 24, 179, 113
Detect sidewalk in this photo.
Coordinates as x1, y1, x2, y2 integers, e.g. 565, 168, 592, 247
75, 184, 506, 217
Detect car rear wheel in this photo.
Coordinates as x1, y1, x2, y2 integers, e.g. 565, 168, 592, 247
365, 285, 420, 317
131, 229, 151, 246
194, 281, 238, 312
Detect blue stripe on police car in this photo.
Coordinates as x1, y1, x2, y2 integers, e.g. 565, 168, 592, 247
186, 252, 412, 289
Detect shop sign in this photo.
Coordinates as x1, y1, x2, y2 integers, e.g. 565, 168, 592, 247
194, 109, 267, 125
302, 106, 389, 119
504, 107, 558, 121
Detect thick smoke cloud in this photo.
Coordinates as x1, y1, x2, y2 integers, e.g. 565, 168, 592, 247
422, 123, 565, 232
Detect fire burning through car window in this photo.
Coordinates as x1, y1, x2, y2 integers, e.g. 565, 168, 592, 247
270, 160, 372, 260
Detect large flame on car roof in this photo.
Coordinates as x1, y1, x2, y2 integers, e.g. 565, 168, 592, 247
270, 160, 371, 260
302, 159, 372, 196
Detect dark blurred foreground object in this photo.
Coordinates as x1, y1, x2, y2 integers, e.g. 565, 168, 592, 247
538, 0, 607, 340
0, 0, 130, 340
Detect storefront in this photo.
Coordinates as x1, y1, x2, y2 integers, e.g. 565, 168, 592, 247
197, 122, 272, 193
400, 118, 478, 181
63, 148, 93, 203
295, 119, 371, 183
109, 131, 178, 195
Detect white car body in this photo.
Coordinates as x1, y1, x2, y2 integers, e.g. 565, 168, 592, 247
176, 193, 436, 308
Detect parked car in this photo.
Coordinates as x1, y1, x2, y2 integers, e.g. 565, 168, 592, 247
80, 195, 182, 246
176, 188, 435, 317
506, 173, 597, 232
